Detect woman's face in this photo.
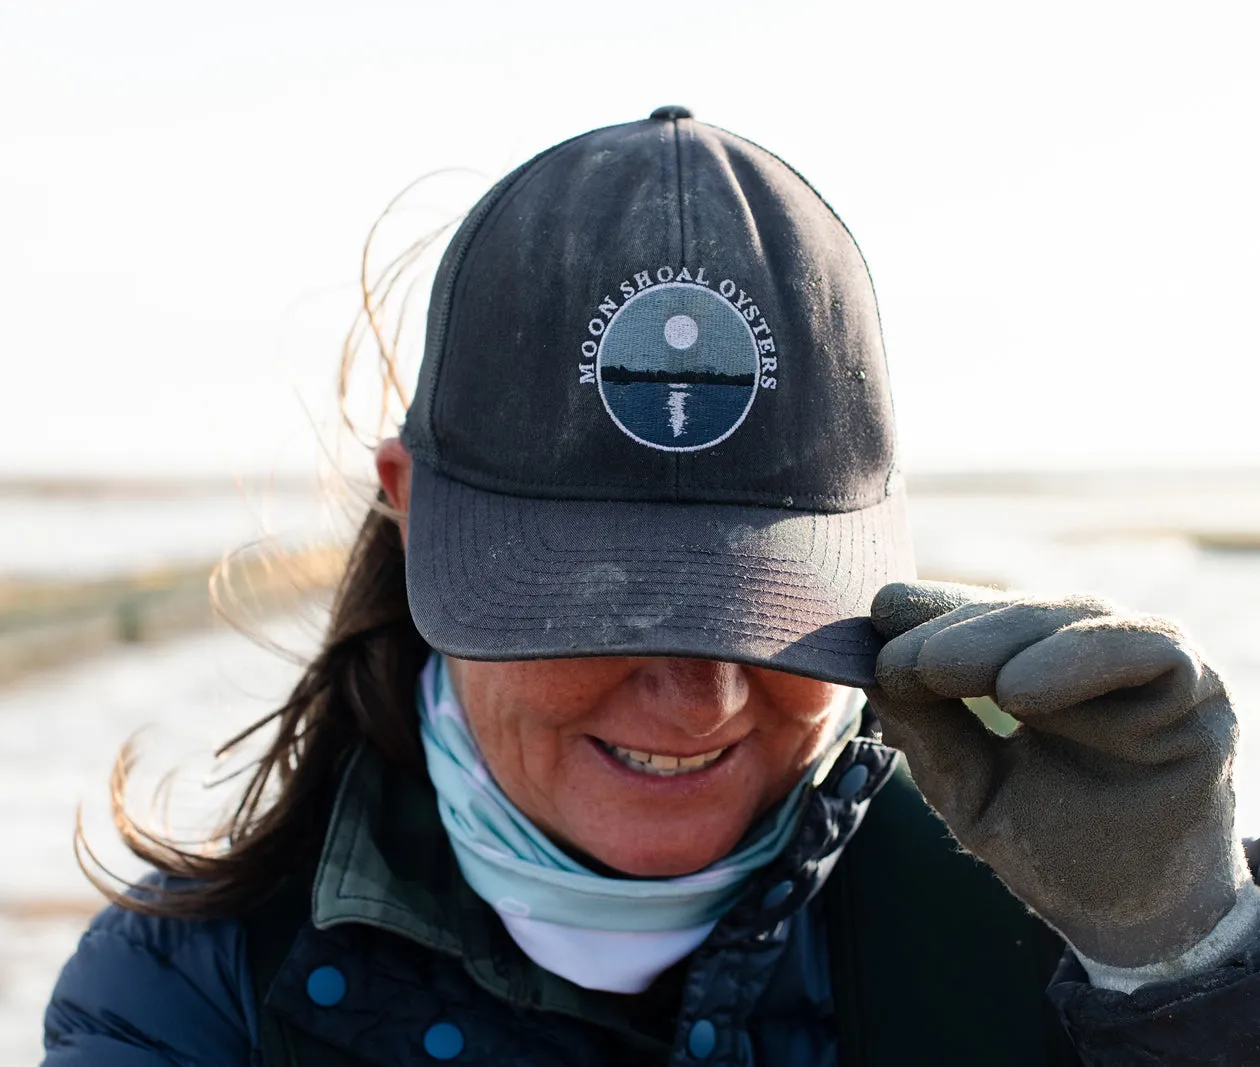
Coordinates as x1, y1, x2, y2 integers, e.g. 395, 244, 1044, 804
377, 438, 854, 877
445, 655, 853, 877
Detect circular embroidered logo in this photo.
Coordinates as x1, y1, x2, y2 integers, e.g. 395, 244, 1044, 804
596, 283, 760, 451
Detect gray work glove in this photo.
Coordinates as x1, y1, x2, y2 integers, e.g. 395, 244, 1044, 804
865, 580, 1259, 988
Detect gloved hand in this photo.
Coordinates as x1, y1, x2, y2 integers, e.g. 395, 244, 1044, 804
865, 580, 1257, 984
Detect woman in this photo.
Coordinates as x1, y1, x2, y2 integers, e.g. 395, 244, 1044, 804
43, 107, 1260, 1065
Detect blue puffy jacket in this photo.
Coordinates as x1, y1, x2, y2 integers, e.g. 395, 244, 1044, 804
41, 737, 1260, 1065
43, 894, 259, 1065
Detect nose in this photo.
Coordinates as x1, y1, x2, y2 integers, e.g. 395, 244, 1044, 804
634, 659, 750, 738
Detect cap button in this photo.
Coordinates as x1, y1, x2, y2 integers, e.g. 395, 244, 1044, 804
650, 105, 693, 120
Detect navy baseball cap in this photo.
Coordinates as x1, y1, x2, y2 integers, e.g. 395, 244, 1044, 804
400, 106, 915, 686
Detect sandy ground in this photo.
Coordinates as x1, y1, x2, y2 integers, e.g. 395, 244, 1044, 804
5, 485, 1260, 1064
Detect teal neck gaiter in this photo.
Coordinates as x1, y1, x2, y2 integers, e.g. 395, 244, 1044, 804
417, 655, 858, 933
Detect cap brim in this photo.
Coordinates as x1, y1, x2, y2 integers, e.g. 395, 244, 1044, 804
404, 464, 916, 687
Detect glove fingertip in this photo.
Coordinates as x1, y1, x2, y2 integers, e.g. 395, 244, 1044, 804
871, 580, 1007, 639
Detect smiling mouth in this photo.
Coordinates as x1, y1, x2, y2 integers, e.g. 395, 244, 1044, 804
598, 741, 729, 777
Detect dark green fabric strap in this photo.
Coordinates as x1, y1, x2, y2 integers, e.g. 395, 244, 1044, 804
829, 759, 1080, 1066
244, 875, 372, 1067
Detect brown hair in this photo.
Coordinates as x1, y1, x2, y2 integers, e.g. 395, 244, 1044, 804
77, 183, 463, 918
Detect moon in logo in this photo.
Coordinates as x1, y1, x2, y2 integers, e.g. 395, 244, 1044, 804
663, 314, 699, 350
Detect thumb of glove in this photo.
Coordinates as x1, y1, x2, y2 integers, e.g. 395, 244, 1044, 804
870, 580, 1017, 641
863, 581, 1013, 830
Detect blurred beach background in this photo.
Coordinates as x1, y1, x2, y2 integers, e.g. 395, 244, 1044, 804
4, 0, 1259, 1062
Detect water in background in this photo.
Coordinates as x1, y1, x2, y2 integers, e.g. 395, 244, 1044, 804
4, 474, 1260, 1064
0, 485, 340, 579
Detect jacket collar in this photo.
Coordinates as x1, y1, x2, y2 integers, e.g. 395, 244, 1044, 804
310, 729, 898, 971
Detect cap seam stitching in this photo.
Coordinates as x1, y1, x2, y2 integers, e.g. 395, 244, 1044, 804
432, 150, 581, 456
418, 478, 889, 635
409, 450, 890, 510
700, 120, 901, 501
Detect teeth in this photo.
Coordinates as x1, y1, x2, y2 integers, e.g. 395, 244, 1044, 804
605, 743, 727, 776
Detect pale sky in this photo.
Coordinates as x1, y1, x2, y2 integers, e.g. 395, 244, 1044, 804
2, 0, 1257, 478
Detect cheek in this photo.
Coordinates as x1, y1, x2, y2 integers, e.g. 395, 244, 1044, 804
444, 658, 631, 813
454, 687, 569, 832
750, 671, 852, 729
753, 678, 859, 769
760, 716, 834, 788
451, 659, 630, 727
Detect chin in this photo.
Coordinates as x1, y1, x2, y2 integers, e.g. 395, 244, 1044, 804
586, 831, 741, 879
